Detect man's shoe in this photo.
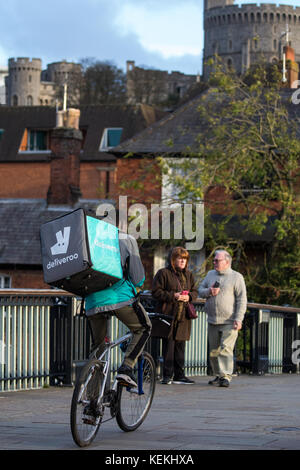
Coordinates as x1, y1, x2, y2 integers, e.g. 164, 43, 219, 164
219, 377, 230, 387
208, 376, 220, 386
173, 376, 195, 384
116, 364, 138, 388
161, 377, 172, 385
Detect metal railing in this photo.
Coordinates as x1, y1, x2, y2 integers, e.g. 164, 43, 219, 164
0, 289, 299, 392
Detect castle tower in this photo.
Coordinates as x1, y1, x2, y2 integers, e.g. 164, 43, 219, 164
7, 58, 42, 106
203, 2, 300, 81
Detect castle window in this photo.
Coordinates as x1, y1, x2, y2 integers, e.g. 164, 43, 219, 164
273, 39, 277, 51
263, 13, 268, 23
257, 12, 261, 23
253, 38, 259, 50
12, 95, 18, 106
250, 13, 255, 23
27, 95, 33, 106
99, 128, 123, 151
229, 39, 233, 51
270, 13, 274, 23
29, 75, 32, 82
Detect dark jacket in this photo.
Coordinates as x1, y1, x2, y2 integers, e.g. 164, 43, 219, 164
152, 265, 198, 341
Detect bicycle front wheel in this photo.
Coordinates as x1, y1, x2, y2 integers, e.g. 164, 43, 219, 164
116, 351, 156, 432
70, 359, 105, 447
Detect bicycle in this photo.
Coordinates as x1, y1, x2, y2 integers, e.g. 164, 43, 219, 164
70, 311, 171, 447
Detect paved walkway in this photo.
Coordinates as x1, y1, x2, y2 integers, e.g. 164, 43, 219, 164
0, 374, 299, 451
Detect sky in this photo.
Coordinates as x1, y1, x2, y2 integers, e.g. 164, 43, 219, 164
0, 0, 299, 75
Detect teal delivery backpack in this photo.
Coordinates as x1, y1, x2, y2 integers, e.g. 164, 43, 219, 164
40, 208, 123, 297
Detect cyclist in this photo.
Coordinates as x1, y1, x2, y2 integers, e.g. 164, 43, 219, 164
84, 215, 152, 389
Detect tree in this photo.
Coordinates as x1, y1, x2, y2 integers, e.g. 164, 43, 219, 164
79, 58, 126, 105
161, 62, 300, 306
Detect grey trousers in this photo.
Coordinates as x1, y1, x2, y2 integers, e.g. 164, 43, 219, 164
88, 304, 152, 368
208, 323, 238, 381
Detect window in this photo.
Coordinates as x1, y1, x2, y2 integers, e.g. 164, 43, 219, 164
19, 129, 50, 152
27, 95, 33, 106
12, 95, 18, 106
0, 275, 11, 289
99, 128, 123, 151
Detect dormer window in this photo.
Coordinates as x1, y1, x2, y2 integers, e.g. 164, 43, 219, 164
99, 128, 123, 151
19, 129, 51, 153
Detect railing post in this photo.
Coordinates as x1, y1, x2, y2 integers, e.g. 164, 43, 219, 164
251, 309, 270, 374
49, 296, 74, 386
283, 313, 298, 373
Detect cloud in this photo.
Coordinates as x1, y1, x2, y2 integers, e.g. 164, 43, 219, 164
114, 1, 203, 58
0, 0, 203, 74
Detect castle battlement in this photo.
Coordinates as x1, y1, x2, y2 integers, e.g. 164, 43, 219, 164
8, 58, 42, 70
206, 1, 300, 13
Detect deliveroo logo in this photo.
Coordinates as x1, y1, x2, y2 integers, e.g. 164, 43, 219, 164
50, 227, 71, 256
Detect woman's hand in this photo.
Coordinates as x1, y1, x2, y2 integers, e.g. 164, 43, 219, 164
174, 292, 189, 302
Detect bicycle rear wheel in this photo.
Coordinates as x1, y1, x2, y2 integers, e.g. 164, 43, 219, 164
116, 351, 156, 432
70, 359, 105, 447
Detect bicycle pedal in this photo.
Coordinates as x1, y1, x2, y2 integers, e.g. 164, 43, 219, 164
118, 379, 131, 386
82, 417, 97, 426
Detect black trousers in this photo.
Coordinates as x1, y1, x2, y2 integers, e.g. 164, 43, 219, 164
162, 337, 186, 379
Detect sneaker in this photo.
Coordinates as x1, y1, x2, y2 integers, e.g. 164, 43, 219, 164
116, 364, 138, 388
161, 377, 172, 385
208, 376, 220, 386
219, 377, 230, 387
173, 376, 195, 384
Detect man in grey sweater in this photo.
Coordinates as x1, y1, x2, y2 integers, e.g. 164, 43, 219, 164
198, 250, 247, 387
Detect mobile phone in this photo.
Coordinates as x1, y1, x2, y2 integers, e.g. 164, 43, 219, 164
213, 281, 220, 288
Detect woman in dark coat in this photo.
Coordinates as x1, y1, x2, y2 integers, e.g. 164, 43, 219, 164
152, 246, 198, 384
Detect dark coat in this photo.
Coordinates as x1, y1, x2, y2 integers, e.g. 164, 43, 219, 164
152, 266, 198, 341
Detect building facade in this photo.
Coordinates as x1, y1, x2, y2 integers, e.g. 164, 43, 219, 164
0, 67, 8, 105
126, 60, 199, 105
203, 0, 300, 80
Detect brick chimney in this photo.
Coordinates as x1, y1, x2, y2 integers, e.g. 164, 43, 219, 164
47, 109, 82, 206
284, 45, 299, 89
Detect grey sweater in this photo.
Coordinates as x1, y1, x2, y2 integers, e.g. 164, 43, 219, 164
198, 268, 247, 325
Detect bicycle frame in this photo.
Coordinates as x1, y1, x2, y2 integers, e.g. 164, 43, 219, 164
96, 330, 133, 405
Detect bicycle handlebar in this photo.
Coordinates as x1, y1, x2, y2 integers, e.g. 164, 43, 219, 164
147, 312, 173, 322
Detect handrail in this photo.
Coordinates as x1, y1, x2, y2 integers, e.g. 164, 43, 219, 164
0, 289, 299, 314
